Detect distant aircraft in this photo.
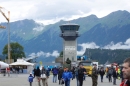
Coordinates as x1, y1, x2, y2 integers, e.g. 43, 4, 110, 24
0, 61, 9, 69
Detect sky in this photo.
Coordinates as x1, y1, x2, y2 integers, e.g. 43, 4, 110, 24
0, 0, 130, 25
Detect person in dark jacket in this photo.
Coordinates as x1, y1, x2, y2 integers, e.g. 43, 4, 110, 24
78, 64, 86, 86
71, 66, 75, 80
28, 73, 34, 86
120, 66, 124, 82
112, 68, 117, 85
52, 66, 59, 83
58, 67, 64, 85
46, 66, 51, 76
99, 67, 105, 82
33, 68, 36, 78
107, 67, 113, 82
75, 66, 79, 86
34, 66, 41, 86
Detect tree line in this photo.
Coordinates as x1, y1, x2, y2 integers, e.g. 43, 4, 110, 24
84, 48, 130, 64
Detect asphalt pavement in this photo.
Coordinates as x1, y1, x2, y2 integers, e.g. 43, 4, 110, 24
0, 74, 121, 86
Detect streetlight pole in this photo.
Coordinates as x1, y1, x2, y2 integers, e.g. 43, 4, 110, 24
7, 21, 10, 63
0, 7, 10, 63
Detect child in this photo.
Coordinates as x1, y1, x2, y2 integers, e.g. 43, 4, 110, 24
28, 73, 34, 86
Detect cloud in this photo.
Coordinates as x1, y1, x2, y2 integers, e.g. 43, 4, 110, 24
33, 25, 44, 31
29, 50, 59, 57
77, 42, 99, 55
77, 38, 130, 55
28, 38, 130, 58
103, 38, 130, 50
23, 32, 25, 35
0, 0, 130, 25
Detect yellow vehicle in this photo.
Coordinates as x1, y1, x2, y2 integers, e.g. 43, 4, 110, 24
78, 60, 93, 76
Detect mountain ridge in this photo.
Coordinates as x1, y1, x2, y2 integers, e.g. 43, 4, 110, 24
0, 10, 130, 63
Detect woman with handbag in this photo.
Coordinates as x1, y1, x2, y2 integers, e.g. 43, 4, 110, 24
41, 66, 49, 86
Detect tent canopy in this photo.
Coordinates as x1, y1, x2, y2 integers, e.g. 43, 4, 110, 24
10, 59, 34, 66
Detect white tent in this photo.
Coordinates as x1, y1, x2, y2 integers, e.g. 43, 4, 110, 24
10, 59, 34, 66
9, 59, 34, 73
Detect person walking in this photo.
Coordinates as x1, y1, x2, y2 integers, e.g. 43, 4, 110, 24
107, 67, 113, 82
112, 68, 117, 85
6, 67, 10, 77
28, 73, 34, 86
120, 66, 124, 82
40, 66, 49, 86
120, 57, 130, 86
33, 68, 37, 78
78, 64, 86, 86
71, 66, 75, 80
75, 66, 79, 86
99, 67, 105, 82
91, 64, 98, 86
46, 66, 51, 77
3, 68, 6, 76
105, 67, 109, 78
58, 67, 64, 85
52, 66, 58, 83
62, 67, 72, 86
117, 68, 121, 80
83, 66, 86, 81
34, 66, 41, 86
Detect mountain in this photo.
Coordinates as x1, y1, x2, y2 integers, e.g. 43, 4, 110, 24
0, 10, 130, 63
84, 49, 130, 64
0, 19, 44, 52
78, 10, 130, 45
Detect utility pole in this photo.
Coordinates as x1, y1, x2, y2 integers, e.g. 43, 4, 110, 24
0, 6, 10, 63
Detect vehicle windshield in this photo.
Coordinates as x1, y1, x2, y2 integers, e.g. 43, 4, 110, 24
79, 62, 92, 66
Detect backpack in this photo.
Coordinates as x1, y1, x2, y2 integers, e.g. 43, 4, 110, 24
53, 68, 58, 75
108, 69, 113, 75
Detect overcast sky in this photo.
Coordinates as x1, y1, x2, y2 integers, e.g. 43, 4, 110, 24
0, 0, 130, 25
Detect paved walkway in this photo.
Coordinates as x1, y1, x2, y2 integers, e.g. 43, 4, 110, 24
0, 74, 121, 86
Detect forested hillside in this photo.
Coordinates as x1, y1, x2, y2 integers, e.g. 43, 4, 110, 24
84, 49, 130, 64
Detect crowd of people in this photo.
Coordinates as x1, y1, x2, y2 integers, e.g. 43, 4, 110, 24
31, 64, 87, 86
1, 57, 130, 86
0, 66, 24, 77
104, 65, 123, 85
93, 57, 130, 86
28, 57, 130, 86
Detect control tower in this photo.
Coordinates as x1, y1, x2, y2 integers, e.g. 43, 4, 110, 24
60, 23, 80, 63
